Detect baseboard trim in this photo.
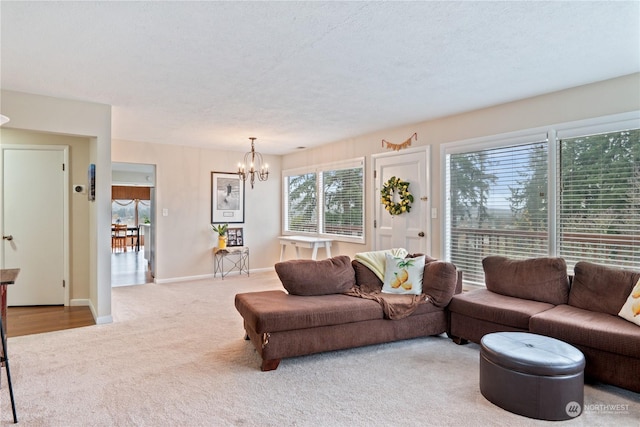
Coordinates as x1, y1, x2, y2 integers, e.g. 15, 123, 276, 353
154, 274, 212, 284
70, 298, 112, 324
153, 267, 275, 284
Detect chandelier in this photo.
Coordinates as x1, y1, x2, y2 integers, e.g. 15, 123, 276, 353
237, 137, 269, 189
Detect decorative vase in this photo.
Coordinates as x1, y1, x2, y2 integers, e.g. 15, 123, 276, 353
218, 236, 227, 249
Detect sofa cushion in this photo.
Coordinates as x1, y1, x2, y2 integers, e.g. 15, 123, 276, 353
482, 256, 570, 305
448, 289, 555, 329
618, 278, 640, 326
569, 261, 640, 316
382, 254, 425, 295
275, 255, 355, 296
352, 259, 383, 292
530, 304, 640, 359
235, 290, 383, 333
422, 261, 458, 307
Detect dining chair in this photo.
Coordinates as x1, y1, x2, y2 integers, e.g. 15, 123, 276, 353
112, 224, 128, 252
127, 225, 139, 251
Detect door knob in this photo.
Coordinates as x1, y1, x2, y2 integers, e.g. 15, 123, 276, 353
3, 235, 13, 241
418, 232, 425, 237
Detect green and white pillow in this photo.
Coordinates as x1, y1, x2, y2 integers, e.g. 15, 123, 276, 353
381, 254, 425, 295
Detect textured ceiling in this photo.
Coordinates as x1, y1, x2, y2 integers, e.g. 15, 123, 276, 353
1, 1, 639, 155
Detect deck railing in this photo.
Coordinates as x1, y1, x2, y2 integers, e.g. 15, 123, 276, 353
450, 227, 639, 285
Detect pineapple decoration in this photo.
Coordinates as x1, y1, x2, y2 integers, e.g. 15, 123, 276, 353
390, 258, 415, 291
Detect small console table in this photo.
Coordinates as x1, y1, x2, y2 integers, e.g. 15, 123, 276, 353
278, 236, 333, 261
213, 247, 249, 279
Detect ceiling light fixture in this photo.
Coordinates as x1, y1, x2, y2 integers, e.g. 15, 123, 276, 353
237, 137, 269, 189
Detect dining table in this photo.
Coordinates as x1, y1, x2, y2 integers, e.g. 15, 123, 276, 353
112, 225, 141, 251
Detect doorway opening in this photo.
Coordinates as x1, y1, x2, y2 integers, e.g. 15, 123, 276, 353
111, 162, 156, 287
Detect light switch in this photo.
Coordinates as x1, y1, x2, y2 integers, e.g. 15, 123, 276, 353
431, 208, 438, 219
162, 208, 169, 217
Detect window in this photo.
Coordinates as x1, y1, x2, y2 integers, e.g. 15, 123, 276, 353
111, 199, 150, 227
446, 140, 549, 285
558, 129, 640, 270
445, 115, 640, 286
284, 158, 364, 241
285, 172, 317, 233
111, 185, 152, 226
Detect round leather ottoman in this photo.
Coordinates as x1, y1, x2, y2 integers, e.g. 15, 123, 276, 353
480, 332, 585, 421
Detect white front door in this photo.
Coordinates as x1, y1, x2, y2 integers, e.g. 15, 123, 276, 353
3, 146, 67, 305
373, 148, 430, 254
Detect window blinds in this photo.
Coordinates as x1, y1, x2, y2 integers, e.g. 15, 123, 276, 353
322, 166, 364, 237
558, 129, 640, 270
283, 158, 364, 239
285, 172, 318, 233
447, 141, 549, 285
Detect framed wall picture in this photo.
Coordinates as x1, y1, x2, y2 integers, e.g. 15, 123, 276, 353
211, 171, 245, 224
227, 227, 244, 247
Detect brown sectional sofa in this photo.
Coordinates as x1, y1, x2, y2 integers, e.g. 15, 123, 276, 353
447, 256, 640, 393
235, 255, 462, 371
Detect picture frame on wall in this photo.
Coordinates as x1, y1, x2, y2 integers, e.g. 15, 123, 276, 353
211, 171, 245, 224
227, 227, 244, 247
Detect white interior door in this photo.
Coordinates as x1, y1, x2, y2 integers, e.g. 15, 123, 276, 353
3, 146, 67, 305
373, 148, 430, 254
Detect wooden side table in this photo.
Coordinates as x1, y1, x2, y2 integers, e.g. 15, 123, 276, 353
0, 268, 19, 423
213, 247, 249, 279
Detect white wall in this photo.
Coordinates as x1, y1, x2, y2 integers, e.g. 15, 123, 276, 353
111, 139, 282, 281
0, 90, 113, 323
282, 73, 640, 260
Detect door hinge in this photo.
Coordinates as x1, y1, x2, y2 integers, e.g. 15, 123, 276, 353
374, 219, 377, 228
62, 163, 65, 171
373, 170, 377, 179
63, 279, 66, 288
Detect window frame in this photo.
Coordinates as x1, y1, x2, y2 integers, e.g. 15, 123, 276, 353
282, 157, 365, 244
441, 111, 640, 285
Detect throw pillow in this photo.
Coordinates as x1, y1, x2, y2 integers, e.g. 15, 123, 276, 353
618, 277, 640, 327
381, 254, 425, 295
275, 255, 355, 296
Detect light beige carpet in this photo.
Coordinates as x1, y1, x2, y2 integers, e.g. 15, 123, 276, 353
2, 271, 639, 426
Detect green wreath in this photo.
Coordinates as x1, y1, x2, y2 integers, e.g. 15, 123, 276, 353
381, 176, 414, 215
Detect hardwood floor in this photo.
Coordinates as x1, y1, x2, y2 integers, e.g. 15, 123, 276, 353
111, 247, 153, 287
6, 248, 152, 337
6, 305, 94, 338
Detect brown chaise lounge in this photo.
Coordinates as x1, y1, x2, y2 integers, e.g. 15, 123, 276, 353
235, 254, 461, 371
